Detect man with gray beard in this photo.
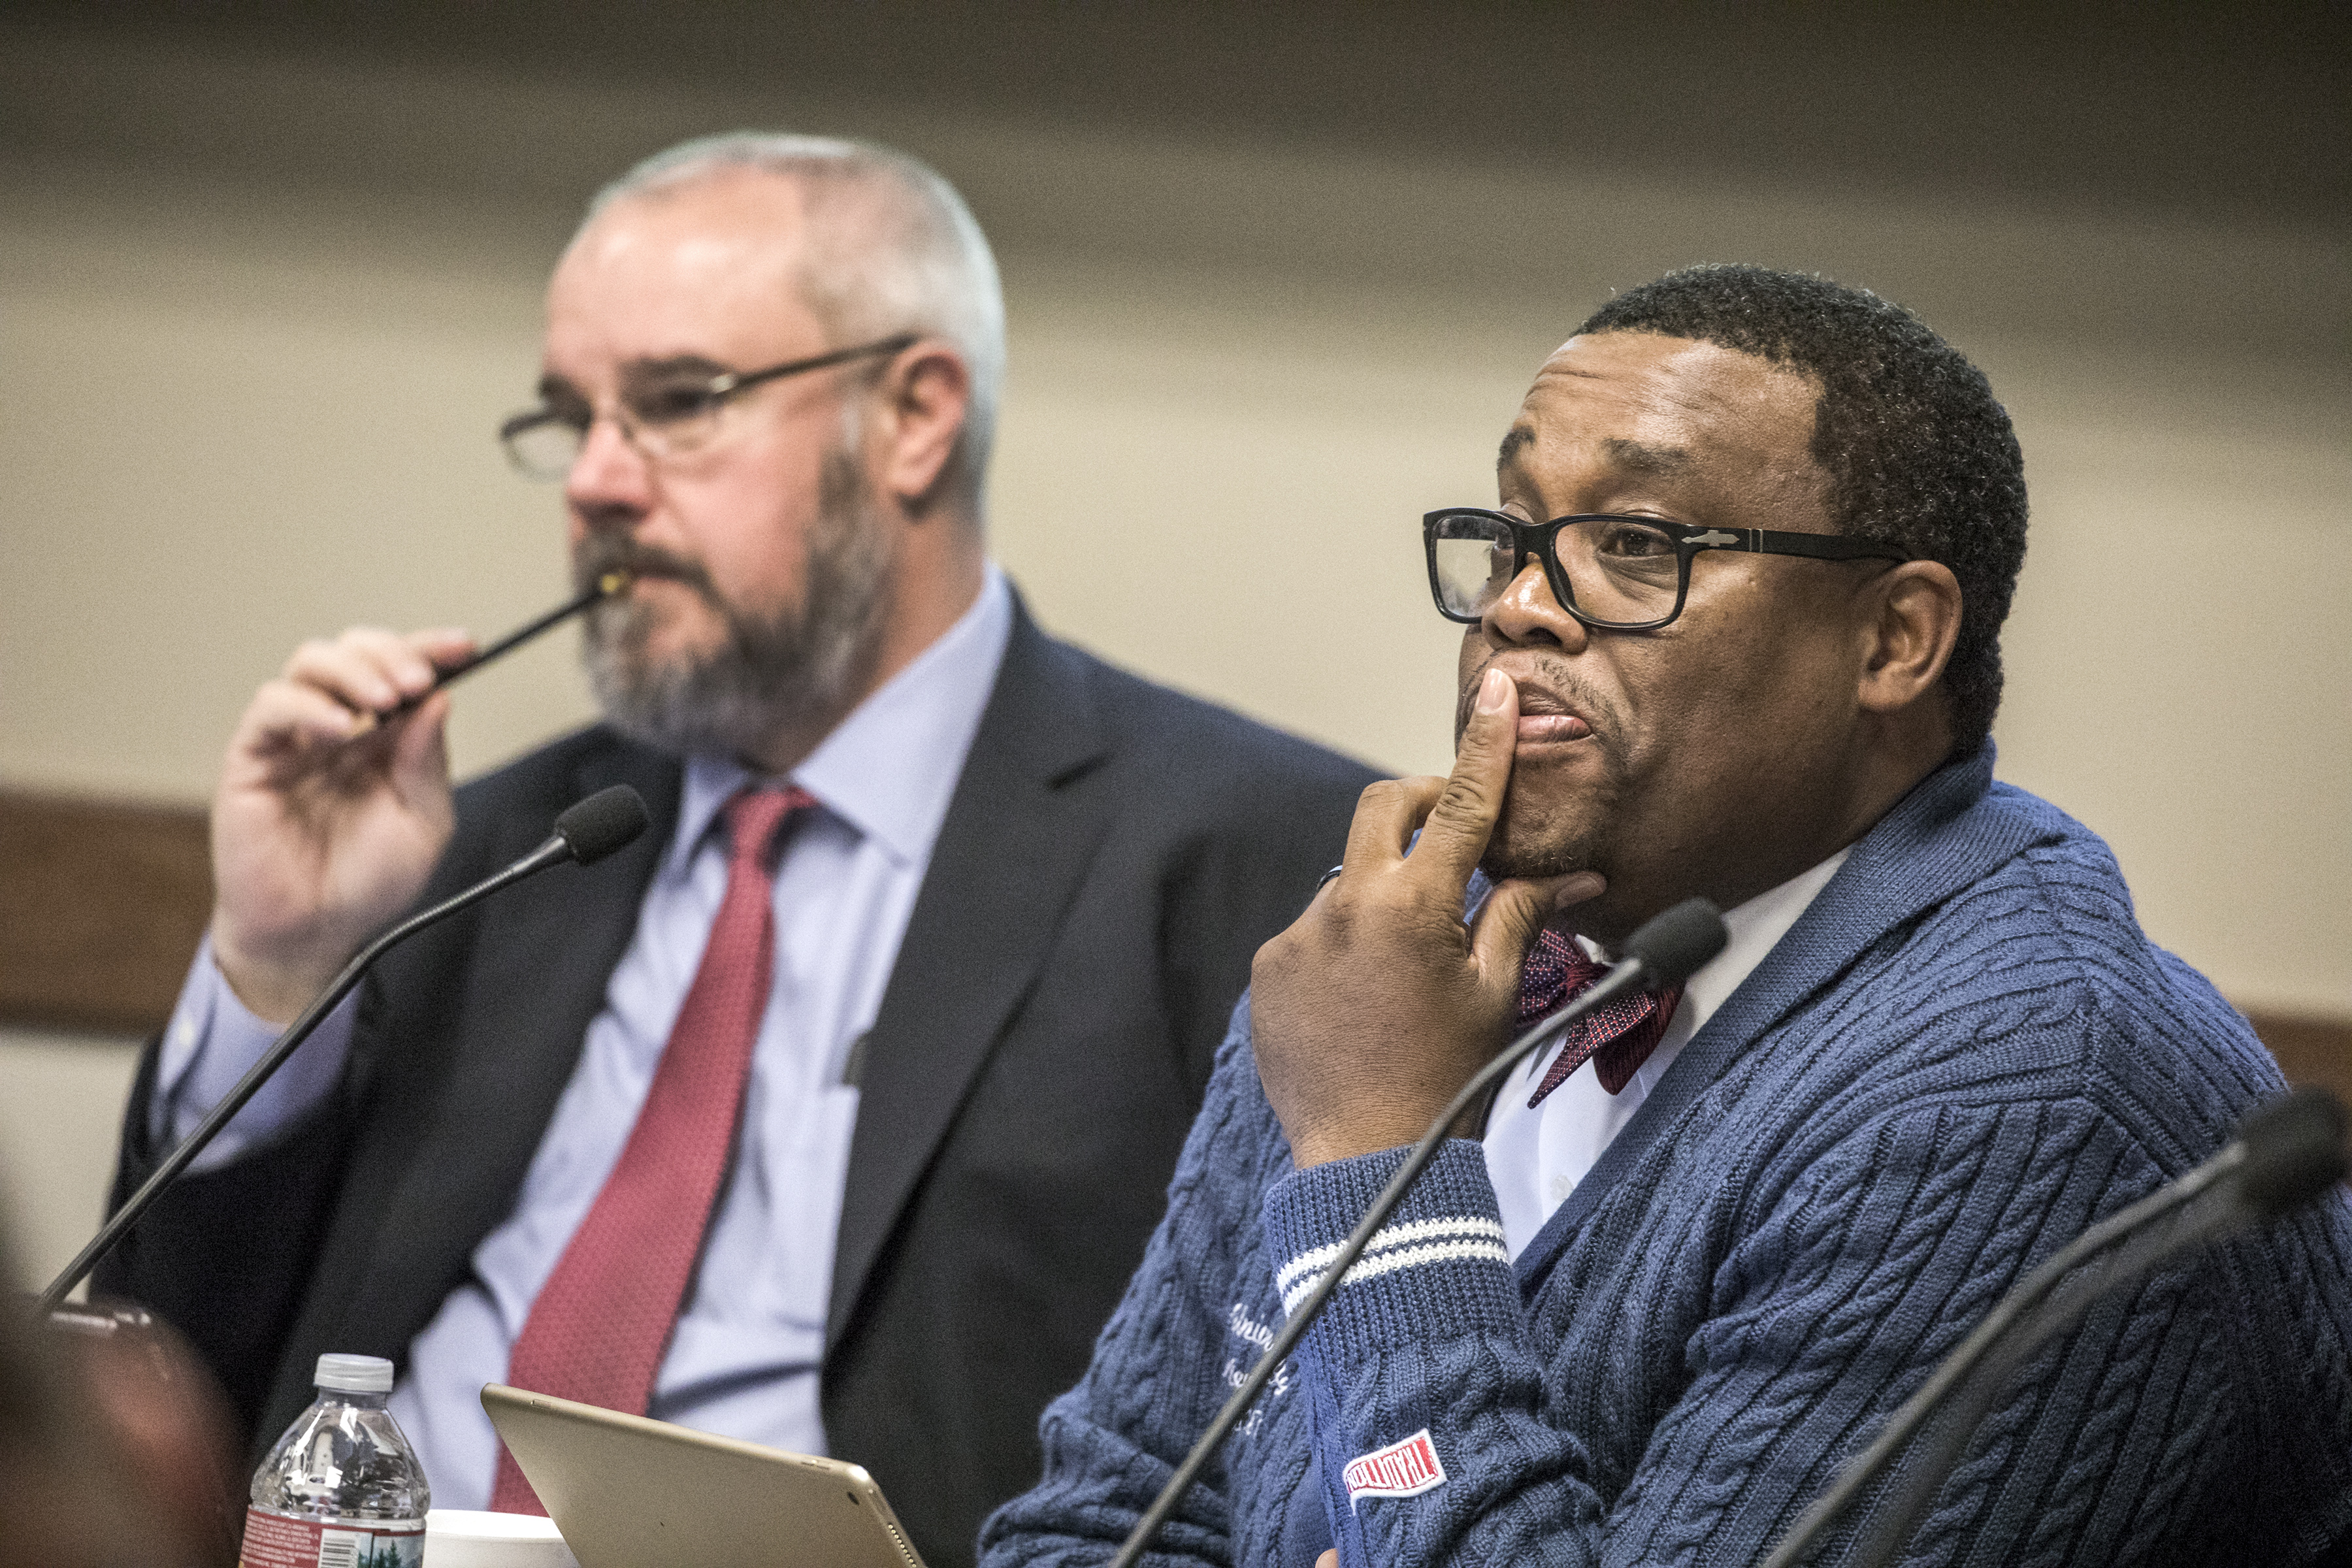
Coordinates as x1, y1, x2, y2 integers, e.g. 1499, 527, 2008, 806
579, 448, 892, 760
99, 133, 1373, 1568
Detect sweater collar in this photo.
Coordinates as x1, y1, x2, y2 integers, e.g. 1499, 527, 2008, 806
1509, 742, 2040, 1285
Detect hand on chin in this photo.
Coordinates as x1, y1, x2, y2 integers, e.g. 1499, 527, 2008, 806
1251, 668, 1605, 1168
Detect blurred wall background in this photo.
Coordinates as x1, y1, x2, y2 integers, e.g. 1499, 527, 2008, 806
2, 3, 2345, 1287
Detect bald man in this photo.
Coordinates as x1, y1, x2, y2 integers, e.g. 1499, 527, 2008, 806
101, 133, 1373, 1567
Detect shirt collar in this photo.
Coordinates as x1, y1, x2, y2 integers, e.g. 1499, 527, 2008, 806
1580, 847, 1852, 1041
666, 563, 1015, 874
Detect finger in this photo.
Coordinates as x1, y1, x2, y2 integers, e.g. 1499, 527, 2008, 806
387, 691, 455, 809
1338, 776, 1445, 877
237, 678, 376, 753
1467, 879, 1555, 996
1409, 664, 1520, 885
407, 626, 478, 672
1469, 871, 1605, 994
339, 628, 477, 740
282, 630, 417, 715
340, 625, 446, 703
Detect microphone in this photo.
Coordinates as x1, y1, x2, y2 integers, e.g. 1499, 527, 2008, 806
1764, 1085, 2350, 1568
1107, 897, 1729, 1568
38, 785, 651, 1313
546, 783, 655, 867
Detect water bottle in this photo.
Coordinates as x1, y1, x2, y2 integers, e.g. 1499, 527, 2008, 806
241, 1354, 430, 1567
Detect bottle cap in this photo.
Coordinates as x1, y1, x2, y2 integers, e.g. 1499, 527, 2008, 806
314, 1353, 395, 1394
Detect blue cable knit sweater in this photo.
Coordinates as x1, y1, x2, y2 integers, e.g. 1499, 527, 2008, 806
981, 751, 2352, 1566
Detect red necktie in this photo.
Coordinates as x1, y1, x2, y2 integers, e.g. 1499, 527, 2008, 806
489, 785, 815, 1514
1516, 926, 1682, 1106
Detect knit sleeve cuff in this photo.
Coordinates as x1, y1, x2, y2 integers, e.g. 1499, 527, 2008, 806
1261, 1139, 1522, 1352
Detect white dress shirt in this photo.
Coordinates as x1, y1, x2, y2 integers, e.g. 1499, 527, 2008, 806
152, 565, 1014, 1507
1483, 849, 1850, 1260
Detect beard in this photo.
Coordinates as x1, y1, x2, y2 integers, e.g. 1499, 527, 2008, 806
576, 449, 893, 760
1480, 772, 1622, 883
1456, 653, 1632, 885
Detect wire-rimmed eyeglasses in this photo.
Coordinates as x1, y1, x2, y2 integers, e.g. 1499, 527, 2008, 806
1424, 506, 1914, 632
498, 333, 919, 480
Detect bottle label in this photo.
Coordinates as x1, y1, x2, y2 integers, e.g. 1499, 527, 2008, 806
240, 1509, 425, 1568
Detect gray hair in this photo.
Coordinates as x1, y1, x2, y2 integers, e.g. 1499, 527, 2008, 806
588, 131, 1006, 514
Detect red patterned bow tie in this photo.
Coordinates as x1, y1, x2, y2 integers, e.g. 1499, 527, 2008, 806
1515, 926, 1682, 1105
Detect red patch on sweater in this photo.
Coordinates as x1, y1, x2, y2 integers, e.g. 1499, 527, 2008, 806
1342, 1429, 1446, 1508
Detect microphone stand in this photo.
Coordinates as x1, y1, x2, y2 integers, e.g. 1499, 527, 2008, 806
39, 834, 581, 1313
1763, 1086, 2349, 1568
1842, 1190, 2244, 1566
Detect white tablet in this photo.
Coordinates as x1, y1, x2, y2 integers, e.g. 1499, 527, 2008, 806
480, 1384, 926, 1568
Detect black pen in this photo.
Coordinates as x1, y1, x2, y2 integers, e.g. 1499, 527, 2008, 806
350, 570, 631, 736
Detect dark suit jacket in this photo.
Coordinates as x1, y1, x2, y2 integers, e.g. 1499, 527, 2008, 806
99, 602, 1376, 1568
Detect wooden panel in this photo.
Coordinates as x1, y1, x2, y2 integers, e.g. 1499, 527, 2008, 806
0, 791, 210, 1035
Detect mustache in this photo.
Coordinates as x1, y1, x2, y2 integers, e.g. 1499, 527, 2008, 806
1455, 652, 1621, 743
573, 535, 725, 610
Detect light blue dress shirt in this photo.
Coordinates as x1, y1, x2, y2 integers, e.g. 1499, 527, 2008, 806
154, 566, 1014, 1509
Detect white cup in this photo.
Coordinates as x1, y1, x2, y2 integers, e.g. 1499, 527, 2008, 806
423, 1509, 580, 1568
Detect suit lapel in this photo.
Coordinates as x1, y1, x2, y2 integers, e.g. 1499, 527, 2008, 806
826, 605, 1115, 1347
1511, 747, 2044, 1289
328, 738, 684, 1358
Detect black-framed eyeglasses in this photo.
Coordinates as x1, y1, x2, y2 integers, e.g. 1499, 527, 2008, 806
1424, 506, 1913, 632
498, 332, 920, 480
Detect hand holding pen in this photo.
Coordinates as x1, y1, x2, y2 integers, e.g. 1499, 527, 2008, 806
345, 571, 631, 736
204, 572, 630, 1022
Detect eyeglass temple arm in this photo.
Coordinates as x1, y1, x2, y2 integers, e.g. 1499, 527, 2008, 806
1702, 527, 1912, 561
720, 333, 922, 397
